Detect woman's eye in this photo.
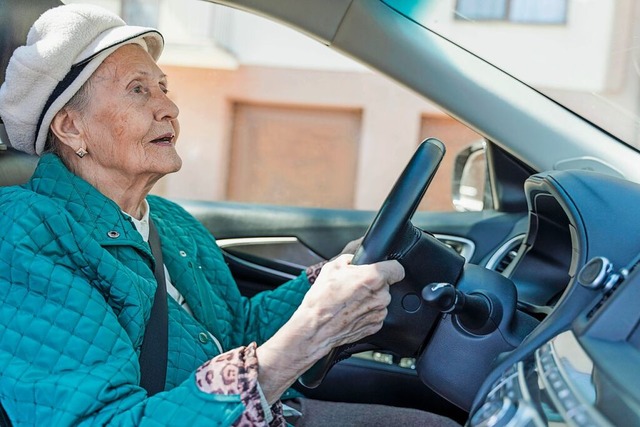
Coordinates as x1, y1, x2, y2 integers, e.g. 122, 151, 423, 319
131, 84, 149, 95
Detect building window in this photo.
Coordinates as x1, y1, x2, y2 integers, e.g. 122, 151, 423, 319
456, 0, 567, 24
121, 0, 161, 28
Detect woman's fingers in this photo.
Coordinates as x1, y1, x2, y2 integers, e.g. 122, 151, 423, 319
337, 237, 364, 256
291, 256, 406, 354
375, 259, 405, 286
325, 255, 404, 290
324, 306, 389, 348
257, 257, 403, 401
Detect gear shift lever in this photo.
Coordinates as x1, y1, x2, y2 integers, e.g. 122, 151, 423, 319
422, 283, 498, 335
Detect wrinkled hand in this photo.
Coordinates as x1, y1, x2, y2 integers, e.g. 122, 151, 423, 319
299, 254, 403, 350
337, 236, 363, 257
257, 255, 404, 403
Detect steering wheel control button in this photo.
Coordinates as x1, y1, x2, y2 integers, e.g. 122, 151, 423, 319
578, 257, 612, 289
423, 283, 497, 334
401, 293, 422, 313
422, 283, 457, 312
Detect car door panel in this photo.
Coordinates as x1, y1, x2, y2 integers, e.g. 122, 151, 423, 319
178, 199, 525, 293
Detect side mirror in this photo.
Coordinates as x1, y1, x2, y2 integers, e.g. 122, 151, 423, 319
452, 141, 492, 212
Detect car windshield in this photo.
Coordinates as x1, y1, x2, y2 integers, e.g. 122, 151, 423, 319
383, 0, 640, 149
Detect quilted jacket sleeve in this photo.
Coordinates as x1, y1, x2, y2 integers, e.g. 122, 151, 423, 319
235, 274, 311, 345
0, 192, 261, 426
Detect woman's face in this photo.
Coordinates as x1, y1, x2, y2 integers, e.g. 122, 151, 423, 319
75, 43, 181, 182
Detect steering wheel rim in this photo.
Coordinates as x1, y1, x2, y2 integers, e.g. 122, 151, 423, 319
299, 138, 447, 388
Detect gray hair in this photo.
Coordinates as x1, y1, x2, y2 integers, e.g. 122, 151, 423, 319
43, 78, 93, 158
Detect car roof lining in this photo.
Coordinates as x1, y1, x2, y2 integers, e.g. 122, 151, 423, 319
209, 0, 353, 45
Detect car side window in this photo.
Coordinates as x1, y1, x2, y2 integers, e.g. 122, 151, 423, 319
75, 0, 486, 212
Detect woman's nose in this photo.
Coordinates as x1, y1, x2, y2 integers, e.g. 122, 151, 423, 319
154, 90, 179, 122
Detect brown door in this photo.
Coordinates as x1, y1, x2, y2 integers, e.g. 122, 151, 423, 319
227, 102, 362, 208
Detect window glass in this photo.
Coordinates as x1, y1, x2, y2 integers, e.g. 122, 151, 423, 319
456, 0, 506, 21
509, 0, 567, 24
121, 0, 160, 27
68, 0, 484, 212
455, 0, 567, 24
387, 0, 638, 148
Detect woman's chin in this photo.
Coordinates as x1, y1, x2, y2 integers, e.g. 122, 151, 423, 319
147, 150, 183, 176
170, 157, 183, 173
154, 143, 182, 166
164, 154, 183, 174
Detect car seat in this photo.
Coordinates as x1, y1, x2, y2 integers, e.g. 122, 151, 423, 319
0, 122, 38, 187
0, 1, 63, 424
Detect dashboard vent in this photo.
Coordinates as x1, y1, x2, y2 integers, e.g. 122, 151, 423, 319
486, 235, 525, 275
495, 249, 519, 274
434, 234, 475, 261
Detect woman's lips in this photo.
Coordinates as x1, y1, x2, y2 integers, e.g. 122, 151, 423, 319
150, 133, 175, 144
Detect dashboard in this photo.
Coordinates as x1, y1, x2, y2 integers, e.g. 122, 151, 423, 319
468, 169, 640, 426
512, 169, 640, 306
470, 250, 640, 426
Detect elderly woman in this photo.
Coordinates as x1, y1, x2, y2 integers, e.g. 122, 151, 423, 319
0, 4, 459, 427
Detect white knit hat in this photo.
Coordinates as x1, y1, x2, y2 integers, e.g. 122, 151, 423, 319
0, 4, 164, 155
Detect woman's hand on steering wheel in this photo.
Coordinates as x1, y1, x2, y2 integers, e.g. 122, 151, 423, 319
255, 255, 404, 404
298, 255, 404, 352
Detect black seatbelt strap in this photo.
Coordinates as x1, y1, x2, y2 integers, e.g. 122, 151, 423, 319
0, 405, 11, 427
138, 219, 169, 396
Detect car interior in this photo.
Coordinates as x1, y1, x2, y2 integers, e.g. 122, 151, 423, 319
2, 1, 640, 426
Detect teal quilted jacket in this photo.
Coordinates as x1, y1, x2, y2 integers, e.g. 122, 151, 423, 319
0, 154, 311, 426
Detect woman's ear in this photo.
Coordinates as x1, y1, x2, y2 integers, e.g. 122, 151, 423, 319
49, 108, 84, 151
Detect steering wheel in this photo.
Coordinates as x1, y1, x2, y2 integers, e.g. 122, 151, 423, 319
299, 138, 461, 388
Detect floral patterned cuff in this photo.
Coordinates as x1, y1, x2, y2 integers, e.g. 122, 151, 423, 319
195, 342, 285, 426
305, 261, 327, 285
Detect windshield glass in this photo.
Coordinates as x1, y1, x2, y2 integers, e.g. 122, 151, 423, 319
383, 0, 640, 148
